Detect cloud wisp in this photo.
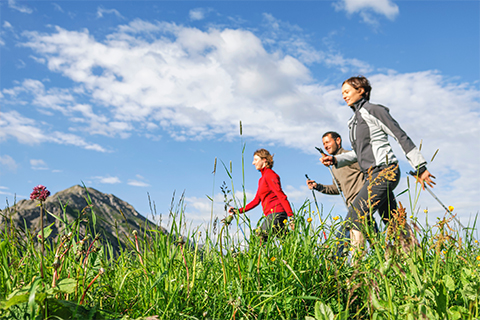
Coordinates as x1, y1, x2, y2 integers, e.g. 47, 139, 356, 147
334, 0, 399, 25
8, 0, 33, 14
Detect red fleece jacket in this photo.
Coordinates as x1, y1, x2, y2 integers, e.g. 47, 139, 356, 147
239, 167, 293, 217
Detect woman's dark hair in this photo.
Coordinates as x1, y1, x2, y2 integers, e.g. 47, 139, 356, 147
254, 148, 274, 169
343, 76, 372, 101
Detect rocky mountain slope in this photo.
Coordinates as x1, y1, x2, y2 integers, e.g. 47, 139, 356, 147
0, 185, 165, 253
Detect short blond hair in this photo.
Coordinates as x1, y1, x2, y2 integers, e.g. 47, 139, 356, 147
254, 149, 274, 169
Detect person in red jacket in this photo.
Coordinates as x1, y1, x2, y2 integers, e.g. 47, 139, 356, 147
229, 148, 294, 241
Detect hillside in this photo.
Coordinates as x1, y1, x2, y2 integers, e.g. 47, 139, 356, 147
0, 185, 164, 253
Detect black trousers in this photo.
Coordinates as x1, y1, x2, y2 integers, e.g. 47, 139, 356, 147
259, 212, 288, 241
345, 164, 400, 231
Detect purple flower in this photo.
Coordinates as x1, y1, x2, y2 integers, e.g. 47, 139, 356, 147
30, 185, 50, 201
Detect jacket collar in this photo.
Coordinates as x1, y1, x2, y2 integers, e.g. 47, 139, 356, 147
332, 147, 345, 156
350, 97, 367, 112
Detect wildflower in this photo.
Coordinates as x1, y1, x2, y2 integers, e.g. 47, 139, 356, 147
333, 216, 339, 221
30, 185, 50, 201
270, 257, 276, 262
476, 256, 480, 261
448, 206, 454, 212
307, 217, 312, 223
410, 215, 413, 219
475, 240, 478, 244
424, 209, 428, 214
283, 219, 288, 225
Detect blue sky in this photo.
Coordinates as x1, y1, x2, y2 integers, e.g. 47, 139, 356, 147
1, 0, 479, 235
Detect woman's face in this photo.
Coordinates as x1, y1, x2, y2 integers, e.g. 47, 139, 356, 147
253, 155, 266, 171
342, 82, 365, 106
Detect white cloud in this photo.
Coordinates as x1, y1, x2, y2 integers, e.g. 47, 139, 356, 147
3, 21, 13, 29
0, 110, 108, 152
4, 18, 479, 223
334, 0, 399, 24
8, 0, 33, 14
189, 8, 209, 21
93, 176, 121, 184
97, 7, 124, 19
30, 159, 49, 170
52, 3, 64, 13
128, 180, 150, 187
0, 155, 18, 172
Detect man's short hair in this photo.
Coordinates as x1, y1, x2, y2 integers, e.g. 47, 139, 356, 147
322, 131, 341, 141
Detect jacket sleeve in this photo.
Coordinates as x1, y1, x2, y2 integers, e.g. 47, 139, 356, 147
238, 191, 261, 213
370, 105, 427, 170
316, 179, 341, 195
264, 171, 294, 217
335, 150, 358, 168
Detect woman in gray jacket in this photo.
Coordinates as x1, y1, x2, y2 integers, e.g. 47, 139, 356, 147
321, 76, 435, 250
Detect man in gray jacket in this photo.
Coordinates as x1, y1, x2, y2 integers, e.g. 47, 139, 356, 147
307, 131, 376, 256
306, 131, 363, 206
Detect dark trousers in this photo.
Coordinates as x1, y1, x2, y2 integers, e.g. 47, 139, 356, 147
346, 164, 400, 231
259, 212, 288, 242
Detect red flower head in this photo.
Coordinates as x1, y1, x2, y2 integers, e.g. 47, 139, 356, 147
30, 185, 50, 201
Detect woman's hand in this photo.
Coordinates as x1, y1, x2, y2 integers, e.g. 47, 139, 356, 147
416, 170, 436, 190
228, 207, 237, 215
320, 155, 335, 166
306, 179, 317, 190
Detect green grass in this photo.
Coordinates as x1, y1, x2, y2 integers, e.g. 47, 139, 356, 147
0, 182, 479, 320
1, 142, 479, 320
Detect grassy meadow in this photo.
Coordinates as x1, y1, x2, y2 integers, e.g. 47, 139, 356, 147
1, 160, 479, 320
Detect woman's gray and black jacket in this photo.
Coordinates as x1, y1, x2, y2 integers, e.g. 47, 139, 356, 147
335, 98, 427, 175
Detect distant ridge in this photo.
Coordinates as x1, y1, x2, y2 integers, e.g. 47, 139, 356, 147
0, 185, 165, 253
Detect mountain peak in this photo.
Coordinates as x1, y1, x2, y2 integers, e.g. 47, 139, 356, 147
1, 185, 163, 253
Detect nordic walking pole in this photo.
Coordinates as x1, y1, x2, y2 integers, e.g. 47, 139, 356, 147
315, 147, 348, 210
306, 173, 327, 240
305, 173, 321, 213
408, 171, 466, 229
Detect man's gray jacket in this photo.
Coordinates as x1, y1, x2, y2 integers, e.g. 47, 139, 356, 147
315, 147, 364, 206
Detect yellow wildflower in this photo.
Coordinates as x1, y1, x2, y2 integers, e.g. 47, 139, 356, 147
307, 217, 313, 223
270, 257, 276, 262
333, 216, 340, 221
424, 209, 428, 213
410, 215, 414, 219
448, 206, 454, 212
475, 240, 478, 244
476, 256, 480, 261
283, 219, 288, 225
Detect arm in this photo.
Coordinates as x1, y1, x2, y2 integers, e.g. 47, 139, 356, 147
238, 193, 261, 214
371, 105, 427, 170
319, 178, 341, 195
307, 178, 340, 195
371, 105, 436, 189
264, 172, 294, 216
320, 151, 358, 169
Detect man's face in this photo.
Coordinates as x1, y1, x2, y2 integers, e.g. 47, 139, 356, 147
322, 135, 341, 155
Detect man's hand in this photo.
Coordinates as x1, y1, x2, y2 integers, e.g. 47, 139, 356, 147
320, 155, 335, 166
415, 170, 436, 190
306, 179, 317, 190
